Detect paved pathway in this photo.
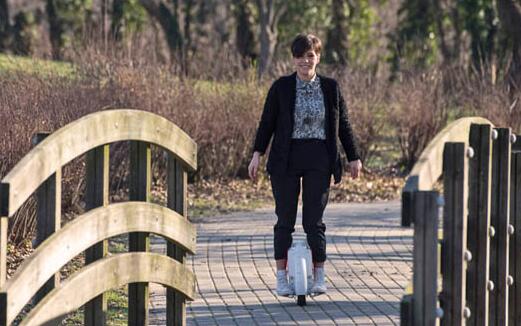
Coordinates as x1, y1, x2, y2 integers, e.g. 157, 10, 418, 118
149, 201, 412, 325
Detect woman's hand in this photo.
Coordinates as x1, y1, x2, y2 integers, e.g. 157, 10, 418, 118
349, 159, 362, 179
248, 152, 261, 181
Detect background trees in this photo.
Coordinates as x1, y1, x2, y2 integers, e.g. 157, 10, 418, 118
0, 0, 520, 85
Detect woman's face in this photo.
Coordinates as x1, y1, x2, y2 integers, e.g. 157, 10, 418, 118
293, 49, 320, 78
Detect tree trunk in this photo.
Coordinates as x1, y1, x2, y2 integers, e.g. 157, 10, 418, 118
325, 0, 349, 65
46, 0, 63, 60
233, 0, 256, 65
256, 0, 286, 78
12, 12, 31, 55
497, 0, 521, 90
182, 0, 193, 75
0, 0, 10, 51
111, 0, 124, 42
139, 0, 183, 64
100, 0, 108, 46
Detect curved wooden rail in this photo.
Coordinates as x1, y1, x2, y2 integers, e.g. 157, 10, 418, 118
0, 109, 197, 217
405, 117, 493, 191
402, 116, 493, 226
1, 201, 196, 324
19, 252, 196, 326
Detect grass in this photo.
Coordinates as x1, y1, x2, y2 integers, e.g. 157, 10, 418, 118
62, 287, 128, 325
0, 54, 76, 78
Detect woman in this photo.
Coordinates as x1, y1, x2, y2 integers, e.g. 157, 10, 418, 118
248, 34, 362, 296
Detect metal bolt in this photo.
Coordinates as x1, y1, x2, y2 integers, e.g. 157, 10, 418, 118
492, 129, 498, 140
436, 307, 444, 319
508, 224, 515, 235
488, 280, 495, 291
463, 307, 471, 319
508, 275, 514, 286
467, 147, 475, 158
489, 226, 496, 237
464, 250, 472, 262
511, 134, 517, 144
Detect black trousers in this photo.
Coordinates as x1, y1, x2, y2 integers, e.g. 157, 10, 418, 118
271, 139, 331, 263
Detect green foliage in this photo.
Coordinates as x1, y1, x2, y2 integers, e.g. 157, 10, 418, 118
56, 0, 91, 34
120, 0, 148, 37
459, 0, 498, 68
388, 0, 439, 72
347, 0, 381, 67
276, 1, 332, 58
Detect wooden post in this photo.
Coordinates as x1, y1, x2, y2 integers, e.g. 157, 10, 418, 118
400, 294, 413, 325
0, 183, 7, 287
413, 190, 439, 326
167, 156, 188, 326
128, 141, 151, 326
0, 184, 8, 326
84, 145, 109, 326
0, 292, 6, 326
402, 189, 414, 227
32, 133, 62, 304
509, 146, 521, 324
489, 128, 511, 325
440, 142, 469, 326
466, 124, 492, 325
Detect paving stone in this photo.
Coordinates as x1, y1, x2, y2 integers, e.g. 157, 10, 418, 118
149, 201, 412, 325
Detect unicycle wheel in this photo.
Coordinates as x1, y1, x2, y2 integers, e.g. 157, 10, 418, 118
297, 295, 306, 306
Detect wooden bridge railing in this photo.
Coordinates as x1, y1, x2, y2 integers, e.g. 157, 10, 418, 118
401, 117, 521, 325
0, 109, 198, 325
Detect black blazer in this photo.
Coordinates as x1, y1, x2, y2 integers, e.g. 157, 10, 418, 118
253, 72, 360, 184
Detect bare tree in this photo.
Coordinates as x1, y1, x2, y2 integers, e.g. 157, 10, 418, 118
256, 0, 287, 77
497, 0, 521, 90
325, 0, 349, 65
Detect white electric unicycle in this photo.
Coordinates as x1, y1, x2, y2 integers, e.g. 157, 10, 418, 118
287, 240, 314, 306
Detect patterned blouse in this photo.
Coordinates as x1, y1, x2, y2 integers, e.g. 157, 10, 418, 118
291, 75, 326, 140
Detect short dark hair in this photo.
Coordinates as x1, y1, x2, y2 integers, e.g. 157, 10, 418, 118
291, 34, 322, 58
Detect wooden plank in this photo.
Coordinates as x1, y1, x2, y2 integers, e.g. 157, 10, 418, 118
413, 190, 426, 326
440, 142, 468, 326
20, 252, 196, 326
128, 141, 151, 326
441, 143, 455, 324
509, 151, 521, 324
423, 191, 439, 325
33, 133, 61, 305
84, 145, 109, 326
167, 157, 188, 326
2, 202, 196, 325
489, 128, 512, 325
413, 190, 439, 326
1, 109, 197, 217
466, 124, 492, 326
